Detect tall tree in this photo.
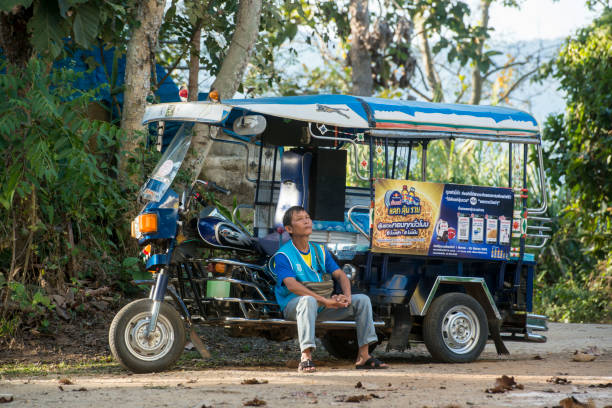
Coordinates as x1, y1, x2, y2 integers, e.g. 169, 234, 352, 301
348, 0, 373, 96
414, 10, 444, 102
535, 7, 612, 323
182, 0, 263, 181
469, 0, 491, 105
540, 8, 612, 247
120, 0, 167, 181
0, 4, 33, 66
407, 0, 536, 105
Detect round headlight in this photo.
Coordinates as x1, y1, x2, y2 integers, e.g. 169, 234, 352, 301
342, 264, 358, 282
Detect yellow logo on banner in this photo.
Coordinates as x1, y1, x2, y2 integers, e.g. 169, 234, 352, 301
372, 179, 444, 255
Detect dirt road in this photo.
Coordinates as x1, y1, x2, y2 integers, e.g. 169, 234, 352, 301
2, 323, 611, 407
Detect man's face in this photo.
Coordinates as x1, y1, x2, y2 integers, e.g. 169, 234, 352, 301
286, 210, 312, 237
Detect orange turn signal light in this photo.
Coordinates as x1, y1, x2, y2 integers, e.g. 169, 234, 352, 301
138, 213, 158, 234
208, 89, 219, 102
131, 219, 138, 238
214, 263, 227, 274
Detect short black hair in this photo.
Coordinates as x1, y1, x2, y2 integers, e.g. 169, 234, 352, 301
283, 206, 306, 228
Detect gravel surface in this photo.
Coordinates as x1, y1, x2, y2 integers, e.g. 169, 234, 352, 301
2, 323, 611, 407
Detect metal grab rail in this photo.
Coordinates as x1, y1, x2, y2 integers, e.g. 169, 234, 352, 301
528, 225, 552, 232
209, 132, 258, 183
307, 123, 369, 181
347, 205, 370, 239
527, 144, 549, 216
525, 216, 553, 249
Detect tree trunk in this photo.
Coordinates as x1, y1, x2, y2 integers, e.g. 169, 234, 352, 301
0, 5, 33, 67
183, 0, 262, 181
348, 0, 373, 96
188, 23, 202, 102
414, 12, 444, 102
120, 0, 166, 183
469, 0, 491, 105
210, 0, 262, 99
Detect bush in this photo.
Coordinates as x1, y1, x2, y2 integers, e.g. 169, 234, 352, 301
0, 58, 136, 333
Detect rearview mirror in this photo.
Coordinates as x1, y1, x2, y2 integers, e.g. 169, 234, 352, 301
232, 115, 267, 135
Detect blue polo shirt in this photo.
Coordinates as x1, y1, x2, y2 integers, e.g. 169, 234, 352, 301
270, 241, 340, 312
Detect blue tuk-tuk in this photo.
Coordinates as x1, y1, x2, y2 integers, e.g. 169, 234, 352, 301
111, 95, 551, 373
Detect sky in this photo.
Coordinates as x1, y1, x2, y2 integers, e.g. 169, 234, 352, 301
463, 0, 600, 122
194, 0, 601, 123
470, 0, 598, 41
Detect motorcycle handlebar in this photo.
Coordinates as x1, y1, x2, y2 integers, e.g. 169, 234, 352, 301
192, 192, 207, 207
209, 182, 230, 196
188, 180, 231, 208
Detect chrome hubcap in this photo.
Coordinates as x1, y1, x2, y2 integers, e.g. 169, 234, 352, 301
125, 312, 174, 361
440, 305, 479, 354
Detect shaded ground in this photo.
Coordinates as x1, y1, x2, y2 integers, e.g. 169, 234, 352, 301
1, 322, 611, 407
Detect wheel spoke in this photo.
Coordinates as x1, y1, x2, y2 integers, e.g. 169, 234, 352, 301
124, 312, 175, 361
440, 306, 479, 355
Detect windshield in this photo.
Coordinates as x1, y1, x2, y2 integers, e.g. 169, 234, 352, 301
139, 123, 194, 202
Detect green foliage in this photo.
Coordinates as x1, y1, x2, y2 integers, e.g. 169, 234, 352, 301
0, 59, 134, 312
159, 0, 240, 80
534, 9, 612, 322
539, 12, 612, 219
535, 263, 611, 323
1, 0, 128, 60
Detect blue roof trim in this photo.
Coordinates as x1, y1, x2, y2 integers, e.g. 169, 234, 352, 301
223, 94, 538, 130
362, 97, 537, 126
224, 94, 371, 124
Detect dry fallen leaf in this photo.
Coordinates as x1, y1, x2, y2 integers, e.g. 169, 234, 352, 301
559, 396, 596, 408
547, 376, 572, 385
0, 394, 13, 403
485, 375, 524, 394
241, 379, 268, 385
588, 382, 612, 388
345, 394, 372, 403
355, 381, 363, 389
572, 351, 596, 362
244, 398, 266, 406
58, 378, 73, 385
72, 387, 88, 392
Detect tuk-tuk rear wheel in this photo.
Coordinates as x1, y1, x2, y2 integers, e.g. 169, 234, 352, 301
109, 299, 186, 373
422, 293, 488, 363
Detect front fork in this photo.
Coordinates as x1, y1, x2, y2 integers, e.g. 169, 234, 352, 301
146, 242, 174, 337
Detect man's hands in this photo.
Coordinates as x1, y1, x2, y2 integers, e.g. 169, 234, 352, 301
323, 294, 351, 309
283, 274, 353, 309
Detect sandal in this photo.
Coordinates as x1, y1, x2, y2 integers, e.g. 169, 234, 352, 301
355, 357, 388, 370
298, 359, 316, 373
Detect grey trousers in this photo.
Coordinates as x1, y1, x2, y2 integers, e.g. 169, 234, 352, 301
283, 294, 379, 352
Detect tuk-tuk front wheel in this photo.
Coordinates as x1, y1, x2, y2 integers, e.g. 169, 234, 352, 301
109, 299, 186, 373
423, 293, 488, 363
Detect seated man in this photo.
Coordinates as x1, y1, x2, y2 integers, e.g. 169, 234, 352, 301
270, 206, 388, 372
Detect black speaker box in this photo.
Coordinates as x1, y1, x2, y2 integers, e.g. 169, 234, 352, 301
309, 149, 347, 222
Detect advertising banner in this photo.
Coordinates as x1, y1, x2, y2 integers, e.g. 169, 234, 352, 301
372, 179, 514, 260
